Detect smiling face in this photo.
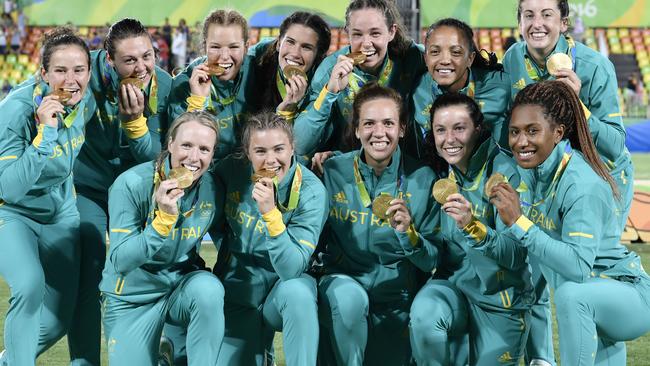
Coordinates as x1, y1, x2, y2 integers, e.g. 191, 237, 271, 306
355, 97, 403, 170
247, 128, 294, 183
108, 35, 155, 87
431, 104, 481, 173
518, 0, 568, 63
41, 45, 91, 106
278, 24, 319, 73
347, 8, 396, 73
509, 104, 565, 169
168, 120, 217, 183
425, 25, 475, 92
205, 24, 247, 81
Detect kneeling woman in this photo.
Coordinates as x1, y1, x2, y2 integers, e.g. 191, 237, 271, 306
410, 93, 533, 366
318, 83, 440, 366
212, 112, 328, 366
499, 80, 650, 365
100, 111, 225, 365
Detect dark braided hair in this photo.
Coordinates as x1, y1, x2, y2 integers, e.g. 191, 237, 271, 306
41, 26, 90, 72
424, 92, 489, 174
345, 0, 412, 58
253, 11, 331, 112
104, 18, 152, 58
425, 18, 502, 71
512, 80, 619, 197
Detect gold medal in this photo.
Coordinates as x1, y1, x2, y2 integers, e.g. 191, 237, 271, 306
283, 65, 307, 80
485, 173, 508, 197
206, 63, 226, 76
168, 166, 194, 189
51, 89, 72, 103
546, 53, 572, 76
372, 194, 394, 220
433, 178, 458, 204
120, 76, 145, 90
348, 51, 367, 65
251, 168, 277, 183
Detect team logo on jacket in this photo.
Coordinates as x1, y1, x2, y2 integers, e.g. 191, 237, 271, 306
513, 78, 526, 90
199, 201, 213, 217
333, 191, 348, 204
227, 191, 241, 203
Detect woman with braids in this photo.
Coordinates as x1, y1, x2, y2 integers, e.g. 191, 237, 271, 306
168, 9, 256, 161
293, 0, 427, 158
408, 18, 511, 160
99, 111, 225, 365
73, 18, 173, 364
317, 83, 439, 366
498, 81, 650, 366
409, 93, 533, 366
211, 112, 328, 366
503, 2, 633, 364
0, 27, 96, 365
248, 11, 331, 123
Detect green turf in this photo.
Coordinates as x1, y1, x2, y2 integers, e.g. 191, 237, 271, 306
1, 244, 650, 365
632, 154, 650, 181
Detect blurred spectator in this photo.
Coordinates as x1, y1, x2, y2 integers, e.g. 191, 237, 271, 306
16, 8, 26, 38
0, 27, 6, 55
161, 17, 172, 54
504, 35, 517, 51
188, 20, 201, 61
153, 31, 170, 72
171, 20, 187, 70
9, 25, 20, 53
89, 31, 102, 50
3, 0, 14, 15
572, 16, 585, 43
625, 73, 646, 117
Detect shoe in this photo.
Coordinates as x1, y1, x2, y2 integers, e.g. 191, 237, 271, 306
530, 359, 553, 366
0, 349, 6, 366
158, 336, 174, 366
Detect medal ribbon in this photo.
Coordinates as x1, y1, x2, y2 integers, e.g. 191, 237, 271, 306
33, 82, 82, 128
353, 153, 406, 208
524, 36, 577, 82
272, 164, 302, 212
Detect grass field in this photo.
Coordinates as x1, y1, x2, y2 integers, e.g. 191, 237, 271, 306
1, 243, 650, 365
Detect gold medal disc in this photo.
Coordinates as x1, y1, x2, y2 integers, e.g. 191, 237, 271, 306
372, 194, 394, 220
283, 65, 307, 80
485, 173, 508, 197
169, 166, 194, 189
348, 51, 367, 65
206, 64, 226, 76
546, 53, 572, 76
52, 89, 72, 102
251, 168, 277, 183
433, 178, 458, 204
120, 77, 145, 89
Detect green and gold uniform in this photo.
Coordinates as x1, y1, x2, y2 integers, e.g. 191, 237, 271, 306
505, 140, 650, 366
0, 78, 96, 366
293, 45, 427, 156
410, 138, 534, 366
168, 55, 256, 161
503, 36, 635, 365
319, 147, 440, 366
211, 156, 328, 366
100, 160, 225, 365
71, 49, 173, 365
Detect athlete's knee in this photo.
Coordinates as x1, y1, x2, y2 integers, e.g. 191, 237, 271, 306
185, 272, 225, 310
554, 282, 588, 314
274, 276, 317, 310
410, 294, 454, 336
321, 279, 368, 327
10, 269, 45, 313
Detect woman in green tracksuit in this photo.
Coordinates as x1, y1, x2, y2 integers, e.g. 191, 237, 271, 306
293, 0, 427, 157
409, 93, 533, 366
498, 80, 650, 366
211, 112, 328, 366
0, 28, 95, 365
168, 9, 256, 161
73, 18, 173, 365
502, 2, 633, 364
318, 83, 440, 366
100, 111, 225, 365
408, 18, 511, 159
248, 11, 330, 122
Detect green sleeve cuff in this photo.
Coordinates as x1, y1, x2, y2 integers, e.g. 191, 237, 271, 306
121, 115, 148, 139
186, 94, 207, 112
463, 218, 488, 242
262, 207, 286, 237
151, 209, 178, 237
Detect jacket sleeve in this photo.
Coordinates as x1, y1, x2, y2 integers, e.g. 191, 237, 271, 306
396, 183, 442, 273
263, 184, 329, 281
107, 179, 180, 274
581, 60, 626, 163
293, 61, 339, 156
167, 69, 193, 120
504, 188, 606, 283
0, 103, 55, 203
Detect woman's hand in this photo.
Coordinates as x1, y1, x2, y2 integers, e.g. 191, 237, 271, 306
188, 64, 212, 98
155, 179, 184, 215
442, 193, 474, 228
386, 198, 412, 233
555, 69, 582, 96
252, 177, 276, 215
36, 95, 65, 127
311, 151, 334, 176
278, 74, 308, 112
118, 83, 145, 121
326, 55, 354, 93
491, 183, 522, 226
